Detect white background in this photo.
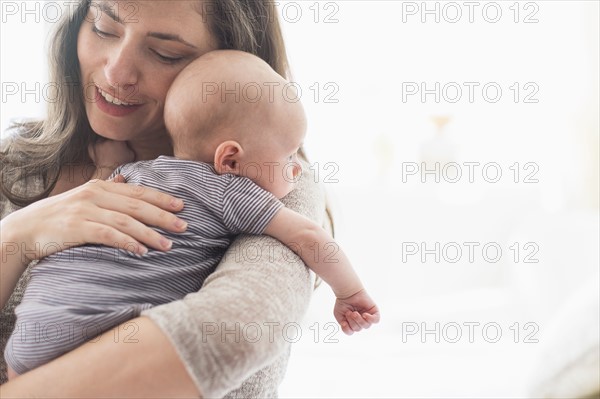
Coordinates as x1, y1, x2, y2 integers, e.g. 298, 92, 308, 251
1, 1, 599, 397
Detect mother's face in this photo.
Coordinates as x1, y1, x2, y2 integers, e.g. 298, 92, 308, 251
77, 0, 217, 143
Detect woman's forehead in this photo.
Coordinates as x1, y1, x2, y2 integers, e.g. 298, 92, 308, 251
93, 0, 201, 16
91, 0, 215, 47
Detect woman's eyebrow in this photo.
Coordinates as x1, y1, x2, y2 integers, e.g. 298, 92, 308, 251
96, 1, 122, 23
95, 1, 198, 49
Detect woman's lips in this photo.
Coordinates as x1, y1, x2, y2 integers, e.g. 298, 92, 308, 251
94, 87, 143, 117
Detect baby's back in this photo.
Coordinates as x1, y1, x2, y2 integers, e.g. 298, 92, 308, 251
6, 156, 283, 374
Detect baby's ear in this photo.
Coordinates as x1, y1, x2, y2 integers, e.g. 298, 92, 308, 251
214, 140, 243, 175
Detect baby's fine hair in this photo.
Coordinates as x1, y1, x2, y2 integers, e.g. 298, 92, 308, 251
164, 50, 302, 160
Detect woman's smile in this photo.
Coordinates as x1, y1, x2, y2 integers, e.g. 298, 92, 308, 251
94, 85, 144, 117
77, 0, 216, 145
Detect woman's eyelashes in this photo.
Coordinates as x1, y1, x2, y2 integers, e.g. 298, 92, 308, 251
92, 25, 115, 38
92, 25, 185, 65
150, 49, 185, 65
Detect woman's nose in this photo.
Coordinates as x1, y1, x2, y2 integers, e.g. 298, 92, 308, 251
104, 45, 139, 94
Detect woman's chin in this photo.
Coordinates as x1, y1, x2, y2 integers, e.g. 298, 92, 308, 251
87, 119, 140, 142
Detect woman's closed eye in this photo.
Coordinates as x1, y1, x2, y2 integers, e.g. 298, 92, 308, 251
92, 25, 184, 65
150, 49, 185, 65
92, 25, 116, 38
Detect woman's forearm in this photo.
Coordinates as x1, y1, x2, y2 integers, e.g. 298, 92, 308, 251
140, 234, 315, 398
0, 316, 199, 398
136, 160, 325, 397
0, 158, 326, 397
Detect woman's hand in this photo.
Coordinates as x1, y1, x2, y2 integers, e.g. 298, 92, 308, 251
0, 177, 187, 308
2, 178, 187, 260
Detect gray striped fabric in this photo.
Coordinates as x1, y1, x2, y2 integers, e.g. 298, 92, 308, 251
4, 156, 284, 375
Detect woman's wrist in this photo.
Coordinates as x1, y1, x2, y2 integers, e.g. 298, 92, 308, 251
1, 213, 34, 263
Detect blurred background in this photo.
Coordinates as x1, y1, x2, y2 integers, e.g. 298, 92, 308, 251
1, 1, 599, 397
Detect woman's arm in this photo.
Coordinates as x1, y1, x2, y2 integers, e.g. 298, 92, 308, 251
0, 159, 326, 397
0, 317, 197, 398
140, 157, 326, 397
0, 178, 188, 309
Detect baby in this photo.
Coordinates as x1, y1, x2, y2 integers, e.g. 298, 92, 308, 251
5, 50, 380, 379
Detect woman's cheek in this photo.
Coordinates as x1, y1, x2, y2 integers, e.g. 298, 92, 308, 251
77, 26, 95, 79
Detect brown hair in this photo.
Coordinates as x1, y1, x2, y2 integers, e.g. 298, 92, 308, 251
1, 0, 296, 206
0, 0, 333, 245
199, 0, 290, 79
1, 0, 94, 206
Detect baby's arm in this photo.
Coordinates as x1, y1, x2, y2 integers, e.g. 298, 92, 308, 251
264, 207, 380, 335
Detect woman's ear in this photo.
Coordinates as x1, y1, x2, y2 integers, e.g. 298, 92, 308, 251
214, 140, 243, 175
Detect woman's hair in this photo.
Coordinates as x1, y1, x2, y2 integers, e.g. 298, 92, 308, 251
1, 0, 94, 206
0, 0, 293, 206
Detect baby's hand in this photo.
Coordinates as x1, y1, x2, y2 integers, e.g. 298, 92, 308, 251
333, 289, 380, 335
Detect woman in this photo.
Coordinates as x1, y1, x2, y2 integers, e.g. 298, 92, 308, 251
0, 0, 330, 396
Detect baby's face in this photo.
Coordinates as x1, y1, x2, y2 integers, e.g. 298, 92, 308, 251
241, 123, 306, 200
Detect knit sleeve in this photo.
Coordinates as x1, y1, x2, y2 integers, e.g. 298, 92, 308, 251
140, 158, 327, 398
0, 173, 45, 384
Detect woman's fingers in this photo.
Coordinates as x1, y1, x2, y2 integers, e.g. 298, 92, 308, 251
86, 179, 184, 214
88, 209, 174, 251
94, 191, 187, 235
77, 180, 185, 250
9, 179, 186, 260
61, 194, 172, 252
82, 221, 148, 255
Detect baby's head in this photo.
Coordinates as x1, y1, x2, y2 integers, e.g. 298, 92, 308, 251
164, 50, 306, 199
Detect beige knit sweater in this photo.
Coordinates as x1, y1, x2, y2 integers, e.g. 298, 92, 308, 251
0, 158, 328, 397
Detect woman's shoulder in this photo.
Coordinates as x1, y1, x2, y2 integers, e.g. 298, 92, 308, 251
282, 157, 328, 226
1, 121, 55, 220
0, 175, 44, 220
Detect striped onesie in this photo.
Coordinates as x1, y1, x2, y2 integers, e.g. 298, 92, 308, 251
4, 156, 284, 375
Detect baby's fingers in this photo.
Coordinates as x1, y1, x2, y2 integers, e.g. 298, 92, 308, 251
363, 312, 381, 324
111, 174, 126, 183
346, 311, 370, 332
340, 320, 354, 336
